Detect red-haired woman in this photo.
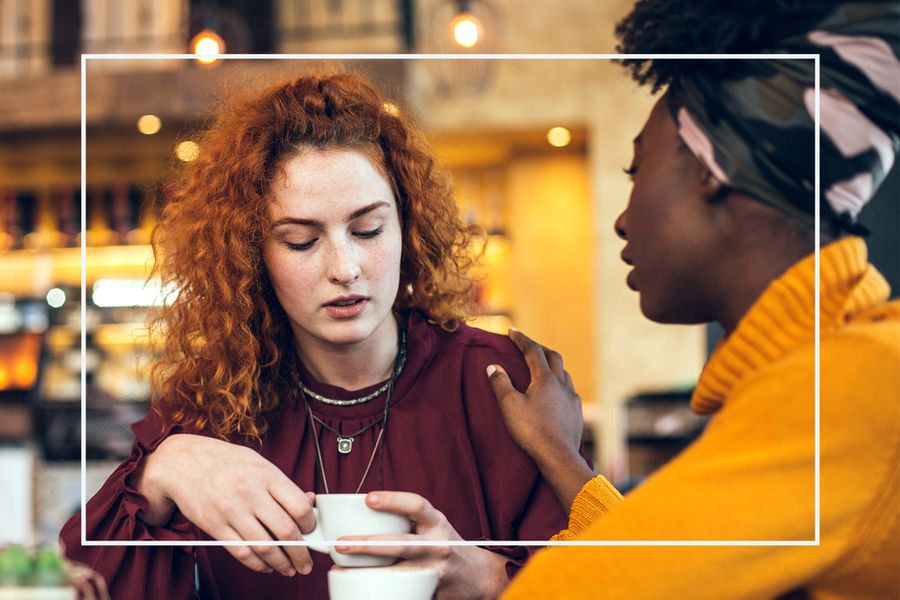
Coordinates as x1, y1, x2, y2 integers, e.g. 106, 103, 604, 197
60, 72, 570, 599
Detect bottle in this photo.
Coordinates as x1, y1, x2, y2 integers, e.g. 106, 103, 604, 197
4, 190, 37, 250
108, 183, 146, 245
54, 186, 81, 248
0, 188, 15, 250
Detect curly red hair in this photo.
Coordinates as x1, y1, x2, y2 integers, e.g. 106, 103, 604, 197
149, 72, 482, 440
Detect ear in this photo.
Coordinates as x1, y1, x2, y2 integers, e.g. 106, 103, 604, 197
677, 139, 730, 204
699, 165, 731, 204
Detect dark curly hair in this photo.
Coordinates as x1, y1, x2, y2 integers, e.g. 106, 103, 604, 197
615, 0, 852, 91
149, 71, 482, 440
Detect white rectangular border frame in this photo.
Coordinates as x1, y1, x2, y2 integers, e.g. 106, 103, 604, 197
81, 53, 821, 548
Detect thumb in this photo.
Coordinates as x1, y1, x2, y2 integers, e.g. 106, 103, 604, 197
487, 364, 519, 408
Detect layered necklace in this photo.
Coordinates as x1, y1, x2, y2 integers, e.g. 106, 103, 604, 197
298, 328, 406, 494
296, 337, 407, 407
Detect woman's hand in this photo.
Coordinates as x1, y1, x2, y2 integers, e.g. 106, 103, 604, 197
335, 492, 509, 600
63, 557, 110, 600
136, 433, 317, 577
487, 328, 594, 510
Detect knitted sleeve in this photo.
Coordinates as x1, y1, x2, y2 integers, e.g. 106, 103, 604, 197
550, 475, 624, 541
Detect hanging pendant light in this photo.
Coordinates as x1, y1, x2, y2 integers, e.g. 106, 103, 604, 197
187, 1, 251, 66
450, 10, 484, 49
190, 28, 226, 64
425, 0, 503, 95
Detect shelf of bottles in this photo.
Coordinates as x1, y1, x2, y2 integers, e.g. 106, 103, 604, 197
0, 181, 163, 463
0, 163, 515, 458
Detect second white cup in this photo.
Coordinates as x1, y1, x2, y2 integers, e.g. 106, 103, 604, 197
328, 566, 438, 600
303, 494, 412, 567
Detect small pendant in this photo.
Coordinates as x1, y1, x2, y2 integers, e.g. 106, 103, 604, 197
337, 437, 354, 454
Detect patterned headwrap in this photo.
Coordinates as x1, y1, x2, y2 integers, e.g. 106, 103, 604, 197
670, 2, 899, 233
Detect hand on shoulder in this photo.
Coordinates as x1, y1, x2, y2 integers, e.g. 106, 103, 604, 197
487, 329, 595, 510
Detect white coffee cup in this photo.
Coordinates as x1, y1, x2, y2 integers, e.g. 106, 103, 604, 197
328, 566, 438, 600
303, 494, 412, 567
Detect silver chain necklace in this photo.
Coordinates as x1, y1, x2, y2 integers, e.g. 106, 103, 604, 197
304, 392, 391, 494
302, 331, 404, 494
307, 412, 383, 455
294, 330, 407, 407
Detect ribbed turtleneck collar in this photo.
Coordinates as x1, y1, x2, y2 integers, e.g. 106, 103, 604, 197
690, 237, 893, 415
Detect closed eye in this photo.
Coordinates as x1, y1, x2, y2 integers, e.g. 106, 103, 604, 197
354, 226, 383, 239
622, 166, 637, 181
285, 239, 317, 251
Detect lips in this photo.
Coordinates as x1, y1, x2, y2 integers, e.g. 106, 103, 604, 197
621, 250, 637, 290
324, 295, 368, 307
323, 295, 369, 318
625, 269, 638, 291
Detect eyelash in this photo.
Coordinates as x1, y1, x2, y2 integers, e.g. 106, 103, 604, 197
284, 227, 384, 251
354, 226, 384, 239
286, 240, 316, 251
622, 166, 638, 180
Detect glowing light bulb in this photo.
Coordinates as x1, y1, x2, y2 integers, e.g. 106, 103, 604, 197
451, 14, 482, 48
46, 287, 66, 308
175, 140, 200, 162
13, 359, 36, 387
191, 29, 225, 64
137, 114, 161, 135
547, 127, 572, 148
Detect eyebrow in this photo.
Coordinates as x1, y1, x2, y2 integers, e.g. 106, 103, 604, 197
271, 201, 391, 228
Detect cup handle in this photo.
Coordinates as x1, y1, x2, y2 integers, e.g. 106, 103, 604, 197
302, 507, 330, 554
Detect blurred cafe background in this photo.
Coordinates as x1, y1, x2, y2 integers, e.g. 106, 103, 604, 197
0, 0, 897, 579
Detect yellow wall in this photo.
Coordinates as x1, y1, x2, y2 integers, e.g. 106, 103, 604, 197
507, 154, 596, 406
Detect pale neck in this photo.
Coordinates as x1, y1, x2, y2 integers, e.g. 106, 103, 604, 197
294, 316, 400, 391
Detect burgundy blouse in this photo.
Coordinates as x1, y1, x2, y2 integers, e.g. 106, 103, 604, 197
60, 312, 570, 599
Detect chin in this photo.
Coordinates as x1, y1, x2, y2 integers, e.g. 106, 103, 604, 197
640, 297, 710, 325
639, 304, 672, 324
320, 323, 375, 346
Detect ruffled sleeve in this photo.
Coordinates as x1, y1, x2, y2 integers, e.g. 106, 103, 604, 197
59, 407, 202, 599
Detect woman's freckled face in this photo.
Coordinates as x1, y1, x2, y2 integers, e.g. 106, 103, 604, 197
262, 148, 403, 349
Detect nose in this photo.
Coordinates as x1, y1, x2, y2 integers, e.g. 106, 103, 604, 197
326, 240, 361, 285
614, 209, 628, 240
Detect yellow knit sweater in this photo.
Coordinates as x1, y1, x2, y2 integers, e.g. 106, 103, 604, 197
504, 237, 900, 599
